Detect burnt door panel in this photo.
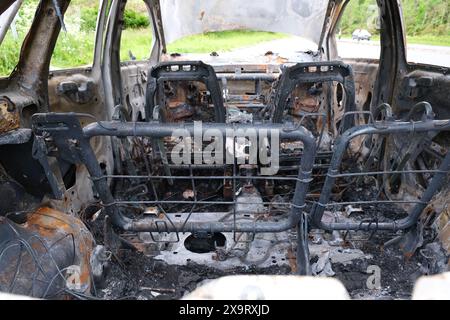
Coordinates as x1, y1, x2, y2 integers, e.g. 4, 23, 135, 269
342, 58, 379, 113
119, 60, 151, 121
392, 64, 450, 121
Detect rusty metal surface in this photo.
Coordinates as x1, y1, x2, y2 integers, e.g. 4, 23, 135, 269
0, 98, 20, 133
432, 189, 450, 265
440, 223, 450, 268
0, 207, 94, 299
292, 85, 320, 115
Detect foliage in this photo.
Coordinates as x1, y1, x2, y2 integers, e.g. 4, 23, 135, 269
339, 0, 449, 37
80, 7, 149, 31
80, 7, 98, 31
123, 10, 149, 29
1, 0, 449, 76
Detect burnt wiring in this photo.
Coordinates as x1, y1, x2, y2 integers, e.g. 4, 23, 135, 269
0, 214, 103, 300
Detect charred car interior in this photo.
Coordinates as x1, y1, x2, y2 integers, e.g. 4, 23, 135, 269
0, 0, 449, 300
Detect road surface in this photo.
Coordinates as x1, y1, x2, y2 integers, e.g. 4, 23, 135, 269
180, 37, 450, 68
337, 39, 450, 67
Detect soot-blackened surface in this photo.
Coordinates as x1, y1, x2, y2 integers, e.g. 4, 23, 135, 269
94, 181, 439, 300
96, 238, 430, 300
98, 251, 291, 300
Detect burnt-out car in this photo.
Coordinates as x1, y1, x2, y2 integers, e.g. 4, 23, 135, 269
0, 0, 448, 300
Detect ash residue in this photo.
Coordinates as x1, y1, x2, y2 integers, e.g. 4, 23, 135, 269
332, 244, 423, 299
97, 250, 291, 300
91, 178, 446, 300
95, 239, 435, 300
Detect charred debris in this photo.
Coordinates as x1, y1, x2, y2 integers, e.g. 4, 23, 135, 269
0, 0, 449, 300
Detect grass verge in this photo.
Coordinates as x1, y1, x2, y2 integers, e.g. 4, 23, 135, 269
405, 35, 450, 47
167, 30, 288, 54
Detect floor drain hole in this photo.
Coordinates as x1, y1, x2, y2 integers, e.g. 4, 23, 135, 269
184, 232, 226, 253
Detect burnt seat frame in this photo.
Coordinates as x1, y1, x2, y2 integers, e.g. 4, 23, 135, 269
310, 117, 450, 232
145, 61, 226, 123
31, 112, 450, 274
272, 61, 356, 132
32, 112, 317, 274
